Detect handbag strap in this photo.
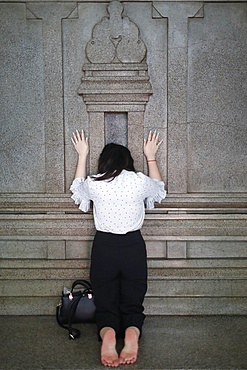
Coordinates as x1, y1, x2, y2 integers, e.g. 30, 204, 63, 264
68, 294, 82, 339
56, 293, 82, 340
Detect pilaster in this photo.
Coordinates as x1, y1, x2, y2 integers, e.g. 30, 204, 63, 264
27, 3, 78, 192
153, 2, 204, 193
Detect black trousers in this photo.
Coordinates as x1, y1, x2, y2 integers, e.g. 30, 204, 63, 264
90, 230, 147, 338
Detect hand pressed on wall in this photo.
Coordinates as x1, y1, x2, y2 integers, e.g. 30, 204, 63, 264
144, 130, 163, 182
143, 130, 163, 160
71, 130, 89, 158
71, 130, 89, 179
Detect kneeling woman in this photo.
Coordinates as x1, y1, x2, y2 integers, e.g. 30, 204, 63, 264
70, 130, 166, 367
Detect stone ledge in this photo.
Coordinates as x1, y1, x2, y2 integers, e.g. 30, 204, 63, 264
1, 258, 247, 269
144, 297, 247, 315
1, 267, 247, 280
1, 296, 247, 316
0, 0, 241, 2
1, 278, 247, 297
0, 213, 247, 237
0, 193, 246, 213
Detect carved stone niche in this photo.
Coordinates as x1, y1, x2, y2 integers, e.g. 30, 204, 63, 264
78, 0, 152, 173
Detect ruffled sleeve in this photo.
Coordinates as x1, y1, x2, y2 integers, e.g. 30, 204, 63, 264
70, 177, 91, 212
141, 176, 166, 210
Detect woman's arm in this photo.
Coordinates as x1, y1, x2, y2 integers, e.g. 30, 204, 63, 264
144, 130, 163, 181
71, 130, 89, 179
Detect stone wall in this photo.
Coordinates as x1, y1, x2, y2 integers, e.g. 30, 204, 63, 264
0, 0, 247, 315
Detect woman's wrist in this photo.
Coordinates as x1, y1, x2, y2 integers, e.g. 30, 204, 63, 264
78, 153, 88, 160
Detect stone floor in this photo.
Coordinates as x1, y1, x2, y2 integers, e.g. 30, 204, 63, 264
0, 316, 247, 369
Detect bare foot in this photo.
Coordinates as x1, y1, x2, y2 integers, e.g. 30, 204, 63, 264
100, 327, 119, 368
119, 327, 139, 365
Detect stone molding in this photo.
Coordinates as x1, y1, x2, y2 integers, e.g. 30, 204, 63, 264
1, 212, 247, 236
77, 0, 153, 173
78, 0, 152, 107
79, 63, 152, 107
1, 193, 246, 213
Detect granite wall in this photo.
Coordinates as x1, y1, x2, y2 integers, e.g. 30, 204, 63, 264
0, 0, 247, 315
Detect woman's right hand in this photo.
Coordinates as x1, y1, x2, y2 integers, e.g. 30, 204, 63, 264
71, 130, 89, 158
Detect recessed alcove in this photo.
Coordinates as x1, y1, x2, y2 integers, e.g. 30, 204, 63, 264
105, 112, 128, 146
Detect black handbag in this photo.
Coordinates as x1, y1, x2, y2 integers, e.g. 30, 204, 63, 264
56, 279, 96, 339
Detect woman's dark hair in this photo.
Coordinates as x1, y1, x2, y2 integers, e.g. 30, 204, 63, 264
94, 143, 136, 181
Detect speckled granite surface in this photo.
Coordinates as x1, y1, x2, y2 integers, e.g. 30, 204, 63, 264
0, 316, 247, 369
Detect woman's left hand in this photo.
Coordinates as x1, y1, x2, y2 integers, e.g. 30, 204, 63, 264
71, 130, 89, 158
144, 130, 162, 160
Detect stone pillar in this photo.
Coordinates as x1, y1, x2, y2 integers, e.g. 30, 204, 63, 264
153, 2, 204, 193
27, 3, 77, 193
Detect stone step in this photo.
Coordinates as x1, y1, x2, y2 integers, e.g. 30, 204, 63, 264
1, 278, 246, 297
1, 256, 246, 314
1, 238, 247, 259
1, 296, 247, 315
1, 266, 247, 279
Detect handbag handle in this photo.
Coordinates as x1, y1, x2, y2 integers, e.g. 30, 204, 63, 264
71, 279, 92, 292
56, 279, 95, 340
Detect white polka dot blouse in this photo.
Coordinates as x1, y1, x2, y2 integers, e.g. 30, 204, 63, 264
70, 170, 166, 234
